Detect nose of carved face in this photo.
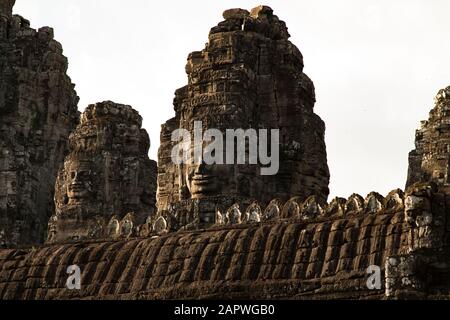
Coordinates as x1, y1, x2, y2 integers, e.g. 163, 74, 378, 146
194, 163, 213, 176
187, 163, 218, 198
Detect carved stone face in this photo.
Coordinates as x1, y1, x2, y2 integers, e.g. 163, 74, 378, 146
176, 99, 260, 201
66, 160, 94, 204
156, 8, 331, 225
185, 162, 233, 199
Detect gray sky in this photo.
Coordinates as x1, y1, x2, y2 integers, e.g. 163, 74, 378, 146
14, 0, 450, 200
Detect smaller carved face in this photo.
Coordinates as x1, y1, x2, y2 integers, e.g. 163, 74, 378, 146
66, 160, 94, 204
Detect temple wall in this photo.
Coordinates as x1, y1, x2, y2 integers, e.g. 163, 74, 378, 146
0, 190, 420, 300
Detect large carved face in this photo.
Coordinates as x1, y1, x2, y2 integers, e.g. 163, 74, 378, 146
65, 159, 95, 204
179, 115, 244, 200
185, 162, 235, 199
175, 97, 267, 201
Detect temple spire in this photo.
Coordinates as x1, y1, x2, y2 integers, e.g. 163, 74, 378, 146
0, 0, 15, 17
407, 86, 450, 193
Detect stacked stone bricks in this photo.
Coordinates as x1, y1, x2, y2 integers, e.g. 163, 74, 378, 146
0, 0, 79, 247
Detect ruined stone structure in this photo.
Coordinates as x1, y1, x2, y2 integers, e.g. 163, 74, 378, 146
0, 0, 79, 247
0, 3, 450, 300
47, 101, 157, 243
157, 6, 330, 231
407, 86, 450, 194
0, 185, 449, 300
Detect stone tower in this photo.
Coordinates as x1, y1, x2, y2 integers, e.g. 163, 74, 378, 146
407, 86, 450, 193
0, 0, 14, 18
0, 0, 79, 247
157, 6, 330, 230
47, 101, 157, 243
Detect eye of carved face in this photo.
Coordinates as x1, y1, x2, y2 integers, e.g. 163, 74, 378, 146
70, 170, 90, 181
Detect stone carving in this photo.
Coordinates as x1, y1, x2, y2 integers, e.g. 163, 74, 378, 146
384, 189, 404, 212
300, 196, 323, 220
404, 183, 443, 251
262, 199, 281, 221
47, 101, 157, 243
364, 192, 384, 214
384, 182, 448, 299
156, 5, 329, 230
153, 216, 168, 235
3, 3, 450, 301
326, 197, 346, 216
245, 202, 262, 223
226, 204, 242, 225
281, 197, 302, 219
215, 209, 224, 225
120, 213, 135, 238
407, 86, 450, 194
0, 2, 79, 247
345, 194, 364, 214
222, 8, 249, 20
209, 190, 414, 228
385, 254, 426, 298
107, 217, 120, 238
87, 217, 104, 239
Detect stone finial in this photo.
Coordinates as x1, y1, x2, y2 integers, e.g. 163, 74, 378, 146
250, 5, 273, 18
120, 213, 135, 238
434, 86, 450, 104
384, 189, 404, 212
281, 197, 302, 219
215, 210, 224, 225
300, 196, 323, 220
0, 0, 15, 17
223, 8, 249, 20
326, 197, 346, 216
245, 202, 262, 223
345, 194, 364, 213
226, 204, 242, 225
153, 216, 168, 235
262, 199, 282, 221
107, 217, 120, 238
364, 192, 384, 214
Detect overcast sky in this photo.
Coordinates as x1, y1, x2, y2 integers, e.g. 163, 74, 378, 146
14, 0, 450, 200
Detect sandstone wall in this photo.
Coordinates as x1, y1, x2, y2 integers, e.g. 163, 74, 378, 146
157, 6, 330, 231
0, 189, 423, 300
407, 86, 450, 193
47, 101, 158, 244
1, 2, 450, 301
0, 5, 79, 247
